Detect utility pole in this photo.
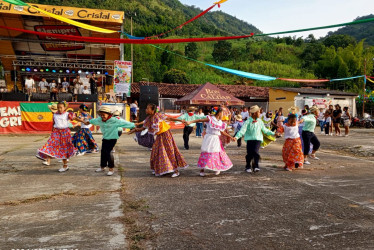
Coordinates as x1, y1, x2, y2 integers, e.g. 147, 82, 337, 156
363, 58, 366, 117
131, 14, 134, 86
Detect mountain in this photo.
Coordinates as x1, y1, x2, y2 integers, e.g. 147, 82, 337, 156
325, 14, 374, 46
30, 0, 261, 37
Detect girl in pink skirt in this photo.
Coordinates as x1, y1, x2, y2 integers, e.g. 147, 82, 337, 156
36, 101, 77, 172
186, 106, 234, 177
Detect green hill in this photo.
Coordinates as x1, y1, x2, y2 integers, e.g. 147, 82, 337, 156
326, 14, 374, 46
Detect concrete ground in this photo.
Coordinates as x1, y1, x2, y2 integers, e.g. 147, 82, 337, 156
0, 128, 373, 249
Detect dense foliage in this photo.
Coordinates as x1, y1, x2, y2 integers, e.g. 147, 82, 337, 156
24, 1, 374, 93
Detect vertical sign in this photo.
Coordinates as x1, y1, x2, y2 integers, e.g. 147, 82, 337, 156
113, 60, 132, 97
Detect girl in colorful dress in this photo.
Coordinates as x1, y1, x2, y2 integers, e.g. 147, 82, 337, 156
132, 104, 188, 177
282, 114, 304, 171
186, 106, 234, 177
276, 110, 285, 136
36, 101, 77, 172
80, 106, 136, 176
72, 104, 98, 156
261, 111, 276, 148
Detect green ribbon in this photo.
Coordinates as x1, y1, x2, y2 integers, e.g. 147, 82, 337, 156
2, 0, 28, 6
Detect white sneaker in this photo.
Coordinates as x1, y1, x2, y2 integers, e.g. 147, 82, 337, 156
95, 168, 105, 172
76, 152, 85, 156
245, 168, 252, 173
151, 170, 155, 175
285, 167, 292, 171
42, 161, 50, 166
199, 172, 205, 177
171, 172, 180, 178
58, 159, 69, 163
254, 168, 260, 173
58, 166, 69, 172
215, 171, 221, 175
133, 136, 138, 142
309, 155, 320, 160
107, 171, 114, 176
304, 161, 311, 165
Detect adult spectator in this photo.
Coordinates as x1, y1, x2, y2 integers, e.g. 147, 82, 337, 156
38, 77, 48, 93
317, 108, 325, 134
332, 104, 342, 136
342, 106, 351, 137
300, 106, 321, 165
130, 100, 139, 121
241, 107, 250, 121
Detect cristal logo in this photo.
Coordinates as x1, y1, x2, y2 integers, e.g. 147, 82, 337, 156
112, 14, 120, 20
65, 10, 74, 16
13, 6, 24, 11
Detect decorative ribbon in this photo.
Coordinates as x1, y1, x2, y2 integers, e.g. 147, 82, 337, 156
366, 77, 374, 84
329, 75, 365, 81
0, 25, 253, 44
277, 78, 330, 83
206, 63, 277, 81
2, 0, 117, 34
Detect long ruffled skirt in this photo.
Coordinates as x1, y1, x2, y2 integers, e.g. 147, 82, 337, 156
37, 128, 76, 159
282, 138, 304, 169
72, 128, 98, 153
151, 130, 188, 176
197, 134, 233, 172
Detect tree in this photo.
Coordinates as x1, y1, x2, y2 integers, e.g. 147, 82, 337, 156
323, 34, 357, 49
212, 40, 232, 63
162, 69, 189, 84
184, 42, 199, 60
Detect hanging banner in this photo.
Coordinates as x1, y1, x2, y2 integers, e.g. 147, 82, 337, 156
114, 61, 132, 97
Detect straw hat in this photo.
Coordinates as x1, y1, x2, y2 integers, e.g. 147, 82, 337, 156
99, 106, 112, 114
187, 106, 197, 112
249, 105, 260, 113
288, 106, 300, 114
309, 106, 319, 113
48, 103, 58, 113
113, 110, 121, 116
235, 114, 243, 121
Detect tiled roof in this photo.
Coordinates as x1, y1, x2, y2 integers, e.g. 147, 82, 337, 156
273, 87, 358, 96
131, 82, 269, 98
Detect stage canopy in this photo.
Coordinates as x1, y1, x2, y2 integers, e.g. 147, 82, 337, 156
175, 82, 245, 106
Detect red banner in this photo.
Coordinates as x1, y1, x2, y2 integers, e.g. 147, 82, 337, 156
0, 101, 23, 134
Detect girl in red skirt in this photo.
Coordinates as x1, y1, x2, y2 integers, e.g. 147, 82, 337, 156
133, 104, 188, 177
37, 101, 77, 172
282, 113, 304, 171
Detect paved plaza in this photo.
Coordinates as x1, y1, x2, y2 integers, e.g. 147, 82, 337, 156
0, 129, 374, 249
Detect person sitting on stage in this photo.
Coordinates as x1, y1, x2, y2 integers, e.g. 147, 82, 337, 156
82, 85, 91, 94
49, 79, 58, 101
61, 77, 70, 93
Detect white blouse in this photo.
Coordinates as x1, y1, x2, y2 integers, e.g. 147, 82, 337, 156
206, 116, 227, 136
283, 124, 300, 139
53, 112, 70, 129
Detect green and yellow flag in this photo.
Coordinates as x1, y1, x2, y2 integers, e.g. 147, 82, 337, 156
20, 103, 53, 131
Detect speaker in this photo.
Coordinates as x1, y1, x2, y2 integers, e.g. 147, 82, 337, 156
2, 92, 27, 101
139, 86, 159, 122
105, 75, 113, 85
31, 93, 49, 101
57, 93, 73, 102
77, 94, 98, 102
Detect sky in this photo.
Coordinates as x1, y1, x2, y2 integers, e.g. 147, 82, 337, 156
179, 0, 374, 38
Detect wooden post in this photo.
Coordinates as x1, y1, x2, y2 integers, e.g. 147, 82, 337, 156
363, 58, 366, 117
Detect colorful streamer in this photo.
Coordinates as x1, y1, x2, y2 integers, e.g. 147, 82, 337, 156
3, 0, 27, 6
206, 64, 277, 81
329, 75, 365, 82
277, 78, 330, 83
145, 0, 226, 39
366, 77, 374, 84
0, 25, 253, 44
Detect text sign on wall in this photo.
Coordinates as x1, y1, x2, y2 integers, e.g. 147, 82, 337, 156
0, 101, 22, 133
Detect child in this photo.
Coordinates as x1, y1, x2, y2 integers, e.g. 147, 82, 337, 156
133, 104, 188, 177
234, 105, 277, 173
36, 101, 77, 172
72, 104, 98, 156
232, 114, 244, 147
324, 111, 332, 135
282, 114, 304, 171
80, 106, 135, 176
276, 110, 285, 136
261, 111, 276, 148
186, 106, 234, 176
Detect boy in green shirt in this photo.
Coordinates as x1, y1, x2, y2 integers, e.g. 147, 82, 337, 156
235, 105, 278, 173
178, 106, 206, 150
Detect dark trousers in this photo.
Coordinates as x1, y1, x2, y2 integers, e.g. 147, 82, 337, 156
50, 92, 57, 101
101, 139, 117, 168
196, 123, 203, 137
246, 140, 262, 170
324, 122, 330, 135
183, 126, 194, 149
234, 132, 242, 147
301, 131, 320, 155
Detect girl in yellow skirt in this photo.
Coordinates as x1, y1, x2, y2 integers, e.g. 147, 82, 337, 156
133, 104, 188, 177
282, 114, 304, 171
